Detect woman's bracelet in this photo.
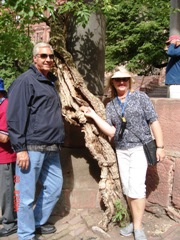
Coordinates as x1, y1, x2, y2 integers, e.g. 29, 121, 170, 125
157, 146, 164, 149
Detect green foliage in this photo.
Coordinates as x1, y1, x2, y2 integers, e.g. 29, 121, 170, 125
0, 9, 33, 89
4, 0, 114, 27
3, 0, 56, 24
1, 0, 173, 79
57, 0, 114, 28
0, 0, 114, 89
0, 55, 16, 89
112, 199, 128, 227
105, 0, 170, 75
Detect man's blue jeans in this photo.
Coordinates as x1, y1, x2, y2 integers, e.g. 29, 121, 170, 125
15, 151, 63, 240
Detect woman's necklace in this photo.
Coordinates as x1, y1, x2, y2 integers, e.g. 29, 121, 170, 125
119, 95, 126, 100
118, 93, 127, 100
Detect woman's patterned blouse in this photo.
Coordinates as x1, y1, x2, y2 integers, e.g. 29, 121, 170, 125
106, 90, 158, 149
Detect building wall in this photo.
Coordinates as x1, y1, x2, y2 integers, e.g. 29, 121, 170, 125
31, 23, 50, 44
146, 98, 180, 221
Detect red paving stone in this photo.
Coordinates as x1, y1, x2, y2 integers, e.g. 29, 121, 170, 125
1, 211, 180, 240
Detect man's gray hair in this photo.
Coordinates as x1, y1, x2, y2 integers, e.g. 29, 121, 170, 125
33, 42, 54, 56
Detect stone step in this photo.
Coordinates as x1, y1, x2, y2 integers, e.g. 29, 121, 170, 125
140, 85, 168, 98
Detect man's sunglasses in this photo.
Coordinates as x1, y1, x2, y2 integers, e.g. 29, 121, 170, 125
113, 78, 130, 82
37, 54, 54, 60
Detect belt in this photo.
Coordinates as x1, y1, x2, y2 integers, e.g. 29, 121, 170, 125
27, 144, 60, 152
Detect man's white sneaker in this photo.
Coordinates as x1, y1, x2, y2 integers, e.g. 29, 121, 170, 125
119, 222, 133, 236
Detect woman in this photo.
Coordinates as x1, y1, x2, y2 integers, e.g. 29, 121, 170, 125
81, 67, 165, 240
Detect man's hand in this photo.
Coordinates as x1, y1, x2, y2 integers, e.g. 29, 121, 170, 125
170, 39, 180, 47
170, 39, 177, 44
17, 151, 30, 170
0, 132, 9, 143
176, 40, 180, 47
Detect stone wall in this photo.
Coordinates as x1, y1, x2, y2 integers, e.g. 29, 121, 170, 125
146, 98, 180, 221
57, 98, 180, 223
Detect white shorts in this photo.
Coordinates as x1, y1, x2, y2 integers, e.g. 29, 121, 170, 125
116, 146, 148, 199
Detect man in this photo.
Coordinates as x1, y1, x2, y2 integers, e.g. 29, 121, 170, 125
165, 34, 180, 98
0, 78, 17, 237
7, 42, 65, 240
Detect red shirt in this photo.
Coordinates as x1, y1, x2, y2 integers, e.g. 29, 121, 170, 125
0, 98, 16, 164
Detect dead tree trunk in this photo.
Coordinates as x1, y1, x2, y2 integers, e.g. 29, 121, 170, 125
48, 14, 125, 231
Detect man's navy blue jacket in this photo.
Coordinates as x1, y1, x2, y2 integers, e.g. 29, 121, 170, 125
7, 64, 65, 152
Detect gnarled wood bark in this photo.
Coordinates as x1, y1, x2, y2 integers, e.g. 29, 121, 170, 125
48, 14, 125, 231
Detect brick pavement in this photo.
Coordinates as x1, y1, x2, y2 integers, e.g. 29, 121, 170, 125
1, 209, 180, 240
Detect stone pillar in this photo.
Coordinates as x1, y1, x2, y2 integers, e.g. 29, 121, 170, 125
67, 12, 105, 97
58, 11, 105, 214
170, 0, 180, 35
65, 11, 105, 148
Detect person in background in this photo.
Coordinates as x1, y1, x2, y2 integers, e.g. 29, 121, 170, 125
7, 42, 65, 240
81, 67, 165, 240
0, 78, 17, 237
165, 34, 180, 98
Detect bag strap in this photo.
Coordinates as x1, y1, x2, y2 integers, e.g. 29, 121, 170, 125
112, 99, 127, 140
128, 127, 144, 144
116, 91, 130, 117
112, 99, 121, 121
113, 99, 149, 144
